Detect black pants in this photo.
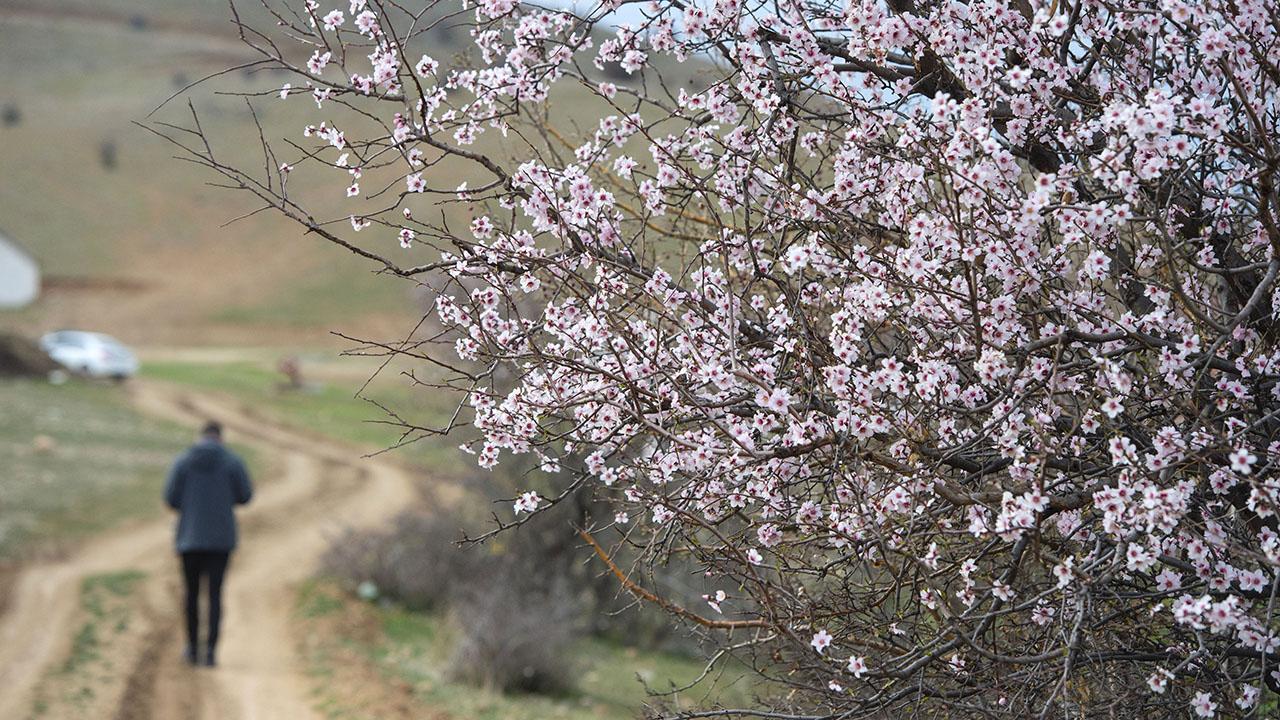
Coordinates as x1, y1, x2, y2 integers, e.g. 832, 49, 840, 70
181, 551, 230, 652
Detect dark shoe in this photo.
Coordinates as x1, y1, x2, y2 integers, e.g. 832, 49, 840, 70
203, 649, 217, 667
183, 646, 198, 666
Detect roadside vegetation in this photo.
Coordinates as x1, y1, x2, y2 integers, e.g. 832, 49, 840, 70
315, 498, 765, 717
296, 580, 755, 720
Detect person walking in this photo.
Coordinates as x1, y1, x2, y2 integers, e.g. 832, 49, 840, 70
164, 420, 253, 667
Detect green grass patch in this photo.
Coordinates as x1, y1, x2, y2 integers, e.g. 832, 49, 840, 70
47, 568, 146, 707
62, 622, 101, 676
0, 379, 194, 559
71, 572, 144, 672
28, 570, 148, 717
297, 579, 345, 619
82, 570, 146, 619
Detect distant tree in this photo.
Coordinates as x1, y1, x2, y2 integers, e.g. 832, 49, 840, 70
1, 103, 20, 128
99, 140, 117, 171
157, 0, 1280, 716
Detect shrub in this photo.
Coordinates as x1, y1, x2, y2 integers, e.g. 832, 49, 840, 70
320, 510, 464, 611
321, 504, 588, 695
446, 553, 581, 694
98, 141, 117, 171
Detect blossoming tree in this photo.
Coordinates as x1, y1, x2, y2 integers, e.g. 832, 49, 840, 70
159, 0, 1280, 715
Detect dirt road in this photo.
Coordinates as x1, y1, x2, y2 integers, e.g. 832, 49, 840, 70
0, 380, 423, 719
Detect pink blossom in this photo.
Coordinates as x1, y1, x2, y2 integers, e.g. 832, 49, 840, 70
1154, 569, 1181, 592
846, 655, 867, 678
1147, 669, 1171, 694
513, 491, 540, 514
1230, 447, 1256, 475
757, 524, 782, 548
1101, 397, 1124, 419
755, 387, 792, 414
810, 629, 832, 654
1236, 685, 1259, 709
306, 50, 331, 75
1191, 692, 1216, 718
415, 54, 438, 77
353, 9, 377, 35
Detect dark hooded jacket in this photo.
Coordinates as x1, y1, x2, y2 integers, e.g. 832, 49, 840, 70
164, 440, 253, 553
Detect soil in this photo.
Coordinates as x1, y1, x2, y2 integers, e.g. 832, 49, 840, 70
0, 379, 428, 719
295, 583, 433, 720
0, 333, 58, 377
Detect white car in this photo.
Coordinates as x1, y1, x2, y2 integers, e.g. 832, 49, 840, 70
40, 331, 139, 380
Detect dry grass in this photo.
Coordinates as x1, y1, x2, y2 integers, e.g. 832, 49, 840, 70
294, 581, 441, 720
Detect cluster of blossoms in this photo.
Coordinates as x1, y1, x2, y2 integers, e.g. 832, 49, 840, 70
174, 0, 1280, 715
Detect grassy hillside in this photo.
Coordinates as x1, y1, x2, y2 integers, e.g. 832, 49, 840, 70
0, 2, 420, 343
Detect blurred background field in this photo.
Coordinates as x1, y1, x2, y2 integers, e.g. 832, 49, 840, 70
0, 0, 446, 556
0, 0, 449, 346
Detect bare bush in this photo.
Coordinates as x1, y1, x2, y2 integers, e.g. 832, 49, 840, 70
320, 510, 463, 611
447, 553, 581, 694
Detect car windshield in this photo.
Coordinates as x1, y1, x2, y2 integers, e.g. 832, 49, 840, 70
93, 336, 129, 352
51, 333, 130, 352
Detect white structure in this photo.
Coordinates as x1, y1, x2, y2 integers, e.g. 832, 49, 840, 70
0, 232, 39, 308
